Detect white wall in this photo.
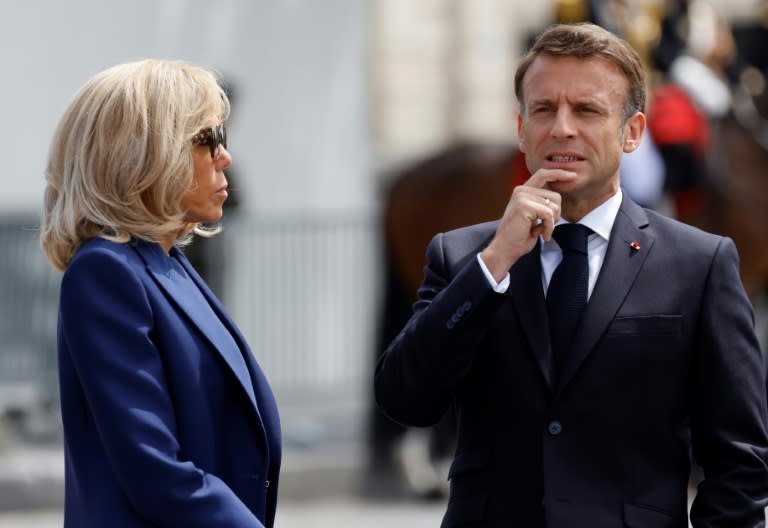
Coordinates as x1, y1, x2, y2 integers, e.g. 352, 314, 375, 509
1, 0, 372, 215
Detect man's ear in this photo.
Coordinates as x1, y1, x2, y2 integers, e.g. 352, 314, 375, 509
517, 113, 526, 153
622, 111, 646, 153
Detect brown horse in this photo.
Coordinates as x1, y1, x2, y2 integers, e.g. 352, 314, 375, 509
693, 110, 768, 300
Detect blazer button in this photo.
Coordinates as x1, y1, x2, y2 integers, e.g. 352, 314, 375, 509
547, 421, 562, 436
265, 479, 271, 489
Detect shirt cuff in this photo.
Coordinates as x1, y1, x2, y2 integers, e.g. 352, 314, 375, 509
476, 253, 510, 293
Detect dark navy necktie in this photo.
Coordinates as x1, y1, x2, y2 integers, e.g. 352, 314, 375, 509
546, 223, 592, 386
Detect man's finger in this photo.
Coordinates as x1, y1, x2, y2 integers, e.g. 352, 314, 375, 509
523, 168, 578, 189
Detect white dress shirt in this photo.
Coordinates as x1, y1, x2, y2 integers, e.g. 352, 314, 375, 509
478, 189, 623, 299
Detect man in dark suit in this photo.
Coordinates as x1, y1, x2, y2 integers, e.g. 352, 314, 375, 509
375, 22, 768, 527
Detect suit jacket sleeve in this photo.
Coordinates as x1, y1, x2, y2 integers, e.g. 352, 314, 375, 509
688, 237, 768, 527
374, 231, 507, 427
59, 248, 266, 528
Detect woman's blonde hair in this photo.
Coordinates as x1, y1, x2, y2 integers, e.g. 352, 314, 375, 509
41, 59, 230, 271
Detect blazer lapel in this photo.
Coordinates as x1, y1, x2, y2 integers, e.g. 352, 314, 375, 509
556, 197, 653, 392
173, 250, 279, 454
172, 249, 277, 424
175, 248, 284, 461
133, 241, 262, 420
508, 242, 554, 390
173, 250, 251, 358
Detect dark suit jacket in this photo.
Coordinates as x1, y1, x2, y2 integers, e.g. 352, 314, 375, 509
57, 238, 281, 527
375, 195, 768, 527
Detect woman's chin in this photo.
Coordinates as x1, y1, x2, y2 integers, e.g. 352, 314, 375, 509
186, 210, 224, 225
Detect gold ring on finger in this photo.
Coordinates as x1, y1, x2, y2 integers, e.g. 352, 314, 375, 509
543, 197, 551, 207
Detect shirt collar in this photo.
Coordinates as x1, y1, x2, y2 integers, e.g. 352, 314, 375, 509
556, 188, 622, 242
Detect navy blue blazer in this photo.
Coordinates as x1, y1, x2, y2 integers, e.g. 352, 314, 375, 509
57, 238, 281, 527
375, 195, 768, 527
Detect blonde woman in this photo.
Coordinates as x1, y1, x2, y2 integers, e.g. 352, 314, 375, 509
41, 59, 281, 528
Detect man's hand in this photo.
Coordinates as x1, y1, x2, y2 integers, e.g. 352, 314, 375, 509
479, 169, 577, 282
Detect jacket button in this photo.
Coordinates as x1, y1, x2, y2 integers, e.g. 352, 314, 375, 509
547, 421, 562, 436
265, 480, 270, 489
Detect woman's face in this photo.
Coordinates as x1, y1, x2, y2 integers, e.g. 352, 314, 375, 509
181, 123, 232, 224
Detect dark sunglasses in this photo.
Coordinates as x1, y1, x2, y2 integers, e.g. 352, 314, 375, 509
191, 123, 227, 160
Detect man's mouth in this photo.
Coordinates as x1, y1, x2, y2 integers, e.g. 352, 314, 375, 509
548, 155, 582, 162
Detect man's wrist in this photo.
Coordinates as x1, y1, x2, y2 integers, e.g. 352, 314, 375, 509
477, 252, 510, 293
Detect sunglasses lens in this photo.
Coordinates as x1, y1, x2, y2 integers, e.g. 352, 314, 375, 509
212, 124, 227, 159
193, 124, 227, 159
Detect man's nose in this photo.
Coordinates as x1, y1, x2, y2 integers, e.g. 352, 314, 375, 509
550, 108, 576, 139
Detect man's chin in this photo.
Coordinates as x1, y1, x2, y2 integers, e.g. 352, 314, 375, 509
547, 179, 582, 195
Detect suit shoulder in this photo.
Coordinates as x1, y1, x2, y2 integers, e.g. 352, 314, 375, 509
640, 209, 737, 267
65, 238, 142, 280
59, 239, 156, 319
441, 220, 499, 244
644, 209, 724, 248
69, 238, 137, 264
429, 220, 499, 268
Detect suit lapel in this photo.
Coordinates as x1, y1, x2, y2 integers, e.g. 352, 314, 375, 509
556, 197, 653, 392
508, 242, 554, 390
133, 241, 263, 424
173, 249, 279, 453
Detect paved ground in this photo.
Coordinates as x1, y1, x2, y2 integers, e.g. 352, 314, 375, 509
0, 499, 447, 528
0, 437, 449, 527
1, 444, 765, 528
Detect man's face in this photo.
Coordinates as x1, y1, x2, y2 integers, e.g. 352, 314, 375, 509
517, 54, 644, 212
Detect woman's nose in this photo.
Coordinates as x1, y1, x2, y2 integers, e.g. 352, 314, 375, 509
216, 145, 233, 168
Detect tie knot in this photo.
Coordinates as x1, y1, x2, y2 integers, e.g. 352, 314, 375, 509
553, 223, 591, 254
